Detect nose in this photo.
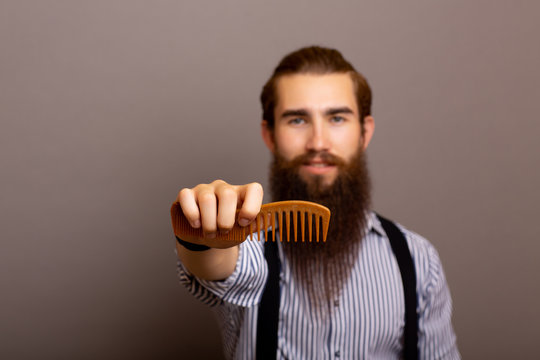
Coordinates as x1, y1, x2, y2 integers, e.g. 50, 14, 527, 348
306, 119, 330, 152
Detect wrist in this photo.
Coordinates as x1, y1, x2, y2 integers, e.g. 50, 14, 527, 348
175, 236, 211, 251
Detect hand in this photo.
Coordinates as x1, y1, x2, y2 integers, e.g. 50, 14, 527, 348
175, 180, 264, 248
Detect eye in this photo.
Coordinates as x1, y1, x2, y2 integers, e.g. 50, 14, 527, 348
288, 117, 305, 125
330, 115, 346, 123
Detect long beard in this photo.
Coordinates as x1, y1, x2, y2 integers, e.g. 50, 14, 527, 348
269, 146, 371, 309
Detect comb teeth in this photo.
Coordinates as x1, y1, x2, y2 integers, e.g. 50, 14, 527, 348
171, 200, 331, 246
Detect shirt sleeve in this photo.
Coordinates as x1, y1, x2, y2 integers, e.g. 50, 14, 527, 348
406, 231, 460, 360
176, 236, 268, 307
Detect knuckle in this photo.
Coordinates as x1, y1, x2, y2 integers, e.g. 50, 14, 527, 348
193, 182, 212, 192
198, 191, 216, 204
248, 182, 263, 193
219, 187, 237, 200
211, 179, 227, 188
178, 188, 192, 200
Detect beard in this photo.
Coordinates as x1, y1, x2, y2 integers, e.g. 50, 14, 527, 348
269, 145, 372, 309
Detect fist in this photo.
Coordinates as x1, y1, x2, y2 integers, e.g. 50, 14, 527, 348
175, 180, 264, 248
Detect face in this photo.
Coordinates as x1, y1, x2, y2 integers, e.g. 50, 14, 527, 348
262, 73, 374, 187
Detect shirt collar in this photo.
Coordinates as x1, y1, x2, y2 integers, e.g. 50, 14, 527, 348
365, 211, 385, 237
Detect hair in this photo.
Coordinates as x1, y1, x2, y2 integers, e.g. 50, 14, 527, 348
260, 46, 372, 129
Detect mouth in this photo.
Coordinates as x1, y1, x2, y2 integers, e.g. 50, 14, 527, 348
301, 160, 336, 175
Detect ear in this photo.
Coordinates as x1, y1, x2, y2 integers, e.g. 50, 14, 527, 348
361, 115, 375, 150
261, 120, 275, 152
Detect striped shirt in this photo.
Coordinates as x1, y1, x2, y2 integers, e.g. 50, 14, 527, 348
177, 212, 460, 359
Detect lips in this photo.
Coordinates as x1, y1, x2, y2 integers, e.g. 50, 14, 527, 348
305, 162, 332, 168
303, 157, 336, 167
301, 159, 337, 175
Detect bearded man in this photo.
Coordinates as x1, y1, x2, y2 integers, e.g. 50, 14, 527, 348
174, 46, 460, 359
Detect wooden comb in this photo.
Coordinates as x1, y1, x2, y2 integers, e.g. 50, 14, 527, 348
171, 200, 331, 248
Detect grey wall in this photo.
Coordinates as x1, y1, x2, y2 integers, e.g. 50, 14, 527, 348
1, 1, 539, 359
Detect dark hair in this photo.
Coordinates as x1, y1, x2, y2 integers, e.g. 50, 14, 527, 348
260, 46, 372, 129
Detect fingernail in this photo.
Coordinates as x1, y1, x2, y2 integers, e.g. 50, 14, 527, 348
238, 218, 249, 227
193, 220, 201, 228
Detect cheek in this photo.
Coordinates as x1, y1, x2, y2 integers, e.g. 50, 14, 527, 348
332, 129, 362, 158
275, 131, 305, 159
347, 136, 362, 153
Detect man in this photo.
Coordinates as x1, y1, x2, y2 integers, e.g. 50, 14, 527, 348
174, 46, 459, 359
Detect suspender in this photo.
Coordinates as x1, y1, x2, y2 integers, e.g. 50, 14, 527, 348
377, 214, 419, 360
256, 215, 419, 360
256, 240, 280, 360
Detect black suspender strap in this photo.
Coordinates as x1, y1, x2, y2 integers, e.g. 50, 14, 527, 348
256, 216, 419, 360
256, 240, 280, 360
376, 214, 419, 360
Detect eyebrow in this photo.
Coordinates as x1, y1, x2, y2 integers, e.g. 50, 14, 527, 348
325, 107, 354, 116
280, 109, 309, 118
280, 107, 354, 119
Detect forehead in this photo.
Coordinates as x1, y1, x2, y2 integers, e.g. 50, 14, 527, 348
275, 73, 358, 114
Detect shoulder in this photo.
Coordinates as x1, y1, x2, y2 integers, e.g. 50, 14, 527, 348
399, 223, 443, 273
370, 212, 448, 295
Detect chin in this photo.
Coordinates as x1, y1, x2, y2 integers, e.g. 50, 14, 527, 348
300, 173, 336, 189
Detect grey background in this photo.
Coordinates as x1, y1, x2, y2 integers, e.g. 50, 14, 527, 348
1, 0, 539, 359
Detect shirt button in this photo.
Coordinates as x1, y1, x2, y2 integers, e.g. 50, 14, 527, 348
335, 350, 340, 357
334, 300, 339, 307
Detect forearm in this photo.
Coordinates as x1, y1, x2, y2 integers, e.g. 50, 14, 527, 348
176, 242, 239, 281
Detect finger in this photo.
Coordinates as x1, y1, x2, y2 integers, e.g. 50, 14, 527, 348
177, 188, 201, 228
215, 184, 238, 232
196, 187, 218, 237
237, 182, 263, 227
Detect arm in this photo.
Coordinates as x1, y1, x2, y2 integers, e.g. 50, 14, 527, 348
174, 180, 264, 281
417, 245, 460, 360
176, 245, 238, 281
